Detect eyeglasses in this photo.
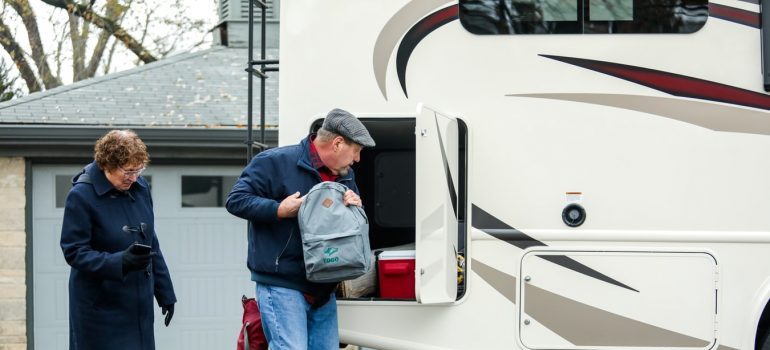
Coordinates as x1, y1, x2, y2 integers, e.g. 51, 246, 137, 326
119, 166, 146, 177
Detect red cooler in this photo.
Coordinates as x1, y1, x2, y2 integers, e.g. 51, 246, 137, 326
377, 250, 416, 299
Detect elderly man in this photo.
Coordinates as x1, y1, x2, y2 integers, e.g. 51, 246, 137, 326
226, 108, 375, 350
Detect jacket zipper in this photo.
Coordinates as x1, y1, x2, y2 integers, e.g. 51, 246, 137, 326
275, 228, 293, 272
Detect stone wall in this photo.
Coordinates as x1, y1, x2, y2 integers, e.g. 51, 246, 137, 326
0, 157, 26, 350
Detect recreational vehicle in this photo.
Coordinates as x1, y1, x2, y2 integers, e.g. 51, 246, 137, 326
277, 0, 770, 349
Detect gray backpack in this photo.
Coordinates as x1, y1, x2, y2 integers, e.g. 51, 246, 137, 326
298, 181, 372, 283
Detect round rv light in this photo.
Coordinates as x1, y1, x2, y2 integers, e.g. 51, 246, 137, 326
562, 203, 586, 227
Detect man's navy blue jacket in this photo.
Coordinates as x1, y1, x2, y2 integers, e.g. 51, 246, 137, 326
60, 162, 176, 350
226, 136, 360, 296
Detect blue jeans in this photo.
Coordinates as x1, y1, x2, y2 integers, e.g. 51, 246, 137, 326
255, 282, 339, 350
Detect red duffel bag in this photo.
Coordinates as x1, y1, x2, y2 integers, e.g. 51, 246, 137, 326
237, 295, 268, 350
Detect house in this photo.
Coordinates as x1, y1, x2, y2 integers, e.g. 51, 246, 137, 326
0, 1, 280, 348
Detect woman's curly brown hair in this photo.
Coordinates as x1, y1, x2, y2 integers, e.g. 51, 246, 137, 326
94, 130, 149, 171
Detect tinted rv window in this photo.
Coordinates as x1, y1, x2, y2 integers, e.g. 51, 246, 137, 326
459, 0, 707, 34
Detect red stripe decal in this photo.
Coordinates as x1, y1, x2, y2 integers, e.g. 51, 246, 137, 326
709, 3, 759, 28
542, 55, 770, 111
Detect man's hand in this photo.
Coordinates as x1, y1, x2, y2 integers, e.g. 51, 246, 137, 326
277, 191, 303, 218
343, 190, 362, 207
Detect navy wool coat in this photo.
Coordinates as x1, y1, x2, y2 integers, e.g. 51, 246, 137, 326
60, 162, 176, 350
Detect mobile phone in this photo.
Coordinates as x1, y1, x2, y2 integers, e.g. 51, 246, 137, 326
130, 243, 152, 255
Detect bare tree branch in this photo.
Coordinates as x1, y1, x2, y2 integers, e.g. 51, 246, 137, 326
85, 0, 123, 77
102, 0, 132, 74
0, 58, 22, 101
40, 0, 157, 64
68, 13, 86, 80
0, 16, 41, 92
102, 31, 117, 74
53, 10, 67, 78
85, 26, 107, 77
4, 0, 61, 88
188, 31, 211, 51
132, 5, 151, 65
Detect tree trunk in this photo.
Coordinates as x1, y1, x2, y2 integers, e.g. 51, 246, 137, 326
4, 0, 62, 89
102, 0, 133, 75
85, 0, 125, 78
54, 21, 69, 79
68, 13, 87, 81
0, 17, 41, 92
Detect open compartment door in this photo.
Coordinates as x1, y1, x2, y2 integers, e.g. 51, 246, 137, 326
415, 104, 459, 304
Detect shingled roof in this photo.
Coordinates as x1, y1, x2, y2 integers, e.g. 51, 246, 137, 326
0, 45, 279, 161
0, 46, 278, 128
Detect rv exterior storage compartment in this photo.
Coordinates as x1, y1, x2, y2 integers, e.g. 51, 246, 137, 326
378, 250, 416, 299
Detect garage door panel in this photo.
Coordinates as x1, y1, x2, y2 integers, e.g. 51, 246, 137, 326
33, 275, 69, 325
157, 220, 247, 268
155, 327, 231, 349
170, 272, 253, 318
33, 329, 67, 350
32, 217, 69, 338
32, 165, 79, 218
33, 220, 68, 273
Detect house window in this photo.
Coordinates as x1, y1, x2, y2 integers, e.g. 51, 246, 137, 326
181, 176, 237, 208
55, 175, 70, 208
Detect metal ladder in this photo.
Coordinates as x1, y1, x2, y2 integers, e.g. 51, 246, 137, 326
245, 0, 278, 160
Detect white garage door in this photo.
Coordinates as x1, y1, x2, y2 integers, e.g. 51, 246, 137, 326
32, 164, 254, 349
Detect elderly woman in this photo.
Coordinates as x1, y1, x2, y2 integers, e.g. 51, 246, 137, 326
60, 129, 176, 350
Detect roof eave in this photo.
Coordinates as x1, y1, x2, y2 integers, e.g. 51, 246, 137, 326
0, 125, 278, 163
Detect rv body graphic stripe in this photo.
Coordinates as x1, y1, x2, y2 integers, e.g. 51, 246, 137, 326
509, 93, 770, 135
396, 5, 458, 98
709, 3, 759, 28
382, 5, 753, 99
525, 283, 711, 347
433, 113, 458, 216
471, 259, 723, 347
472, 204, 543, 250
471, 258, 516, 304
472, 205, 637, 292
373, 0, 454, 100
538, 255, 639, 292
717, 346, 740, 350
542, 54, 770, 111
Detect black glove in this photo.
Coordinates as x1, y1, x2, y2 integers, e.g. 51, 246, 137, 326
161, 304, 174, 326
122, 244, 153, 274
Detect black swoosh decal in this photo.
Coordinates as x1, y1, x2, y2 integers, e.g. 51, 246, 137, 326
473, 204, 638, 292
396, 5, 458, 98
434, 113, 457, 216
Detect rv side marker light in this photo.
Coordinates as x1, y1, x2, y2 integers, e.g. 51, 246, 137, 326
562, 203, 586, 227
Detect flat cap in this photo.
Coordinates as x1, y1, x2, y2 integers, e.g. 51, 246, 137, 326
321, 108, 376, 147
